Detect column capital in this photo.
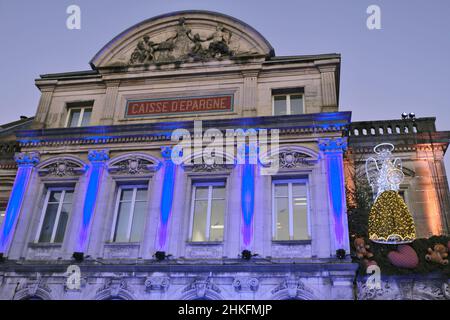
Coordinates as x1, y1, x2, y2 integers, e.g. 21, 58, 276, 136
161, 146, 172, 160
88, 149, 109, 162
14, 152, 40, 166
318, 138, 347, 153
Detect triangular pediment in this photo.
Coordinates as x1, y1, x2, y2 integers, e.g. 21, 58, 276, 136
91, 10, 274, 69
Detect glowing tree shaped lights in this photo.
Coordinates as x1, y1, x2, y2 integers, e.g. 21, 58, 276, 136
365, 143, 416, 244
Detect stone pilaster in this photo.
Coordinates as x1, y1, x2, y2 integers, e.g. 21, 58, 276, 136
0, 152, 40, 256
101, 80, 120, 125
241, 70, 259, 117
75, 149, 109, 253
34, 82, 57, 125
318, 138, 350, 256
317, 65, 338, 111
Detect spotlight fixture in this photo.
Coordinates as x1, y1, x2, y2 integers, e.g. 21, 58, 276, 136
241, 250, 258, 260
0, 253, 4, 263
72, 252, 84, 262
409, 112, 416, 120
336, 249, 346, 260
401, 112, 408, 120
154, 251, 172, 261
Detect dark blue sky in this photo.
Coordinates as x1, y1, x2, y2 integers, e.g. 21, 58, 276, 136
1, 0, 449, 175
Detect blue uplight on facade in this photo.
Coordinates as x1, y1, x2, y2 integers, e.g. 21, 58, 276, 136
0, 166, 32, 253
326, 153, 345, 247
158, 147, 176, 250
241, 160, 255, 248
76, 160, 105, 252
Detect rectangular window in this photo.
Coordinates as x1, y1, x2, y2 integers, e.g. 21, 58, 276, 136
66, 106, 92, 127
272, 180, 310, 241
272, 94, 304, 116
37, 188, 74, 243
190, 182, 226, 242
112, 186, 148, 242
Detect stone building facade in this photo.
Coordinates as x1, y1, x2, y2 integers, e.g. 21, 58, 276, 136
0, 10, 448, 300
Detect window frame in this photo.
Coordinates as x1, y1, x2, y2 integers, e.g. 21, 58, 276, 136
188, 181, 226, 242
271, 178, 311, 241
35, 187, 74, 243
65, 106, 93, 128
110, 184, 149, 243
272, 93, 304, 116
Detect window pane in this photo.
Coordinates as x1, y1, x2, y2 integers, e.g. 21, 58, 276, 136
54, 204, 70, 243
120, 189, 134, 201
113, 202, 131, 242
68, 110, 81, 127
212, 186, 225, 199
39, 203, 59, 242
210, 199, 225, 241
195, 186, 209, 200
0, 211, 5, 229
293, 199, 309, 240
275, 197, 289, 240
130, 201, 146, 242
48, 191, 63, 203
290, 95, 303, 114
192, 200, 208, 241
63, 190, 74, 204
273, 96, 287, 116
81, 109, 92, 126
135, 188, 148, 201
274, 184, 288, 197
292, 183, 307, 197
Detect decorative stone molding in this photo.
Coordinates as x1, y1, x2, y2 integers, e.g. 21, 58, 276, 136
37, 158, 86, 177
182, 277, 221, 299
14, 152, 40, 166
318, 138, 347, 153
88, 149, 110, 162
14, 275, 52, 300
183, 162, 234, 173
144, 276, 170, 292
271, 276, 315, 299
279, 150, 314, 168
108, 155, 160, 175
96, 278, 134, 300
128, 17, 258, 65
232, 277, 259, 292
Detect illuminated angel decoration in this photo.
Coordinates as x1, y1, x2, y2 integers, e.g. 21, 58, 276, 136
365, 143, 416, 244
365, 143, 404, 200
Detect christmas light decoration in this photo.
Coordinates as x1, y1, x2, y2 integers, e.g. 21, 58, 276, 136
366, 143, 416, 244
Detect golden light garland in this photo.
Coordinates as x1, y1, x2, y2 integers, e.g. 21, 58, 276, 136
368, 190, 416, 244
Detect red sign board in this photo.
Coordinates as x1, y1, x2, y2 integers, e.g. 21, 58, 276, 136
126, 95, 233, 117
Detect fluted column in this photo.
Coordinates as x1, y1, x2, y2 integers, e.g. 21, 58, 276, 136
75, 149, 109, 253
318, 138, 350, 255
0, 152, 40, 256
